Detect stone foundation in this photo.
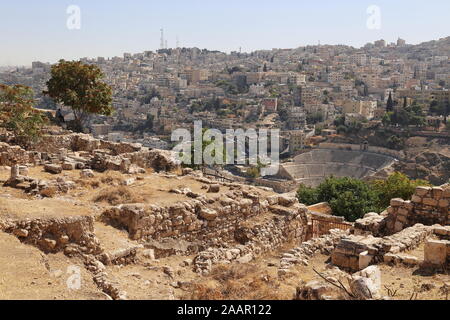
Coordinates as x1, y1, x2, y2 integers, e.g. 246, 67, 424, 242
331, 224, 434, 272
1, 216, 101, 255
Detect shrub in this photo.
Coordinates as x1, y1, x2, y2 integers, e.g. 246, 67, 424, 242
296, 173, 432, 222
0, 84, 47, 147
296, 184, 319, 205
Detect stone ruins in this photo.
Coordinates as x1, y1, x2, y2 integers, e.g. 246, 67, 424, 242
0, 129, 448, 300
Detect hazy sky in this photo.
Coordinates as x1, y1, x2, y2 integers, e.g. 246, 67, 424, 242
1, 0, 449, 66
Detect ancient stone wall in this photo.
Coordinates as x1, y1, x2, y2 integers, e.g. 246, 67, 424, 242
0, 142, 39, 166
381, 185, 450, 235
353, 184, 450, 237
331, 224, 434, 272
101, 190, 308, 247
0, 216, 101, 254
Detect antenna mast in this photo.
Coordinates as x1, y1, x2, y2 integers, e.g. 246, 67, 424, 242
160, 28, 165, 50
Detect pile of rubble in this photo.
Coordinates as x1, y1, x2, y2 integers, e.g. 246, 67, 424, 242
0, 132, 181, 176
4, 164, 77, 197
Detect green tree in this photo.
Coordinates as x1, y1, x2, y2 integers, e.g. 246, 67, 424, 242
0, 84, 47, 148
296, 185, 319, 205
297, 176, 378, 222
386, 92, 394, 112
44, 60, 113, 131
371, 172, 431, 210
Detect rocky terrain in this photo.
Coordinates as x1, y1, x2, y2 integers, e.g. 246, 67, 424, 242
0, 129, 448, 300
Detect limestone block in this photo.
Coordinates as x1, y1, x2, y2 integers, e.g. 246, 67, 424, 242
80, 169, 95, 178
358, 251, 373, 270
62, 162, 75, 170
207, 184, 220, 193
432, 187, 444, 200
401, 255, 420, 266
443, 187, 450, 198
199, 208, 218, 221
390, 198, 404, 207
415, 187, 431, 197
278, 195, 296, 207
424, 240, 448, 265
353, 265, 381, 294
44, 164, 62, 174
433, 226, 449, 236
394, 221, 404, 232
422, 198, 438, 206
383, 253, 397, 263
438, 199, 449, 208
13, 228, 29, 238
267, 195, 278, 206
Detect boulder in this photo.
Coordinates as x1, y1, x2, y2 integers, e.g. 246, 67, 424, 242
80, 169, 95, 178
351, 266, 381, 299
44, 164, 62, 174
208, 184, 220, 193
199, 208, 218, 221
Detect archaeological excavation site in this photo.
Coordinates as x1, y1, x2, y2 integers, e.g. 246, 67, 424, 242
0, 128, 448, 301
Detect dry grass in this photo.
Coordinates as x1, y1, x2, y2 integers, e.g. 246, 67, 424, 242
187, 264, 288, 300
76, 178, 101, 189
100, 173, 124, 185
76, 172, 124, 190
93, 186, 145, 205
39, 186, 58, 198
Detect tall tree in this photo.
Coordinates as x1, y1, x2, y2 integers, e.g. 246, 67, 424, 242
44, 60, 113, 131
386, 92, 394, 112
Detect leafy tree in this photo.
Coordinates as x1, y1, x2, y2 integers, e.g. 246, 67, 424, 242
278, 108, 289, 122
140, 88, 160, 104
307, 112, 324, 124
0, 84, 47, 147
371, 172, 431, 211
363, 85, 369, 97
336, 125, 348, 134
297, 184, 319, 205
297, 176, 378, 222
387, 135, 403, 149
44, 60, 113, 131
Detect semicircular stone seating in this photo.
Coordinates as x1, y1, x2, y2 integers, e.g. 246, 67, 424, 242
281, 149, 395, 187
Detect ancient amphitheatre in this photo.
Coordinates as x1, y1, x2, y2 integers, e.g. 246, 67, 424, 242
0, 127, 448, 300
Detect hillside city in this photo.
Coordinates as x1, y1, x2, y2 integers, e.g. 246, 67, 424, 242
2, 37, 449, 151
0, 34, 449, 303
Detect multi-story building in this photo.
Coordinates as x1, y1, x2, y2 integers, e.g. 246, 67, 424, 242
342, 99, 377, 119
